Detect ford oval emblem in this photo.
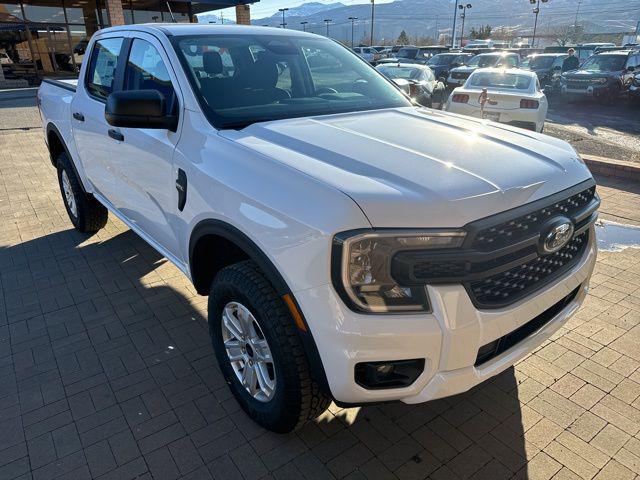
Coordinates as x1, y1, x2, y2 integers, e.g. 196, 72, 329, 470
542, 220, 574, 254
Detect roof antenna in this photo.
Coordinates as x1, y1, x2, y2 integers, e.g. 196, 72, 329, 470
166, 1, 177, 22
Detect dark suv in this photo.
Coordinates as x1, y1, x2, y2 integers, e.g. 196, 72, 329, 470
560, 50, 640, 104
525, 53, 567, 92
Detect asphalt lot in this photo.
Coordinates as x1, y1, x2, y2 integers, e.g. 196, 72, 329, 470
1, 93, 640, 480
546, 98, 640, 164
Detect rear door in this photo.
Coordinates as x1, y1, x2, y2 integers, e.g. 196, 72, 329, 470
105, 33, 184, 260
72, 35, 127, 200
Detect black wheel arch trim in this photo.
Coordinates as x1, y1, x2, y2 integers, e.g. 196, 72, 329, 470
45, 123, 88, 193
189, 218, 331, 396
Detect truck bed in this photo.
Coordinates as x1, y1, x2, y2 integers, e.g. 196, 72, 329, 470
42, 77, 77, 92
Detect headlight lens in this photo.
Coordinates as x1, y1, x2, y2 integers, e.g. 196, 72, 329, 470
333, 230, 466, 313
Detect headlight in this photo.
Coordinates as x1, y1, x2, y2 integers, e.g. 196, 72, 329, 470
634, 74, 640, 86
332, 230, 466, 313
595, 77, 607, 84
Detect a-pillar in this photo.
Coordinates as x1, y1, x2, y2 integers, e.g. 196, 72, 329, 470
235, 4, 251, 25
105, 0, 125, 26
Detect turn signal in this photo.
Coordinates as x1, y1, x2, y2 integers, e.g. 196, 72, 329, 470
452, 93, 469, 103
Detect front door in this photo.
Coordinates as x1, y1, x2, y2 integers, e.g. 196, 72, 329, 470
105, 34, 183, 261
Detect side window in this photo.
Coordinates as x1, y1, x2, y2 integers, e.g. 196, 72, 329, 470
553, 57, 565, 68
124, 38, 175, 114
506, 56, 518, 67
86, 38, 123, 101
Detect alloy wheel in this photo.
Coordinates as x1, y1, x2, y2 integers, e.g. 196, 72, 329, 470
221, 301, 276, 402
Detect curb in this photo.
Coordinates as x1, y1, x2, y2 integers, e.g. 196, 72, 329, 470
582, 155, 640, 182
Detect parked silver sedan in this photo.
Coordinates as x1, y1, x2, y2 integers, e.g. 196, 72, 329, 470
376, 63, 446, 108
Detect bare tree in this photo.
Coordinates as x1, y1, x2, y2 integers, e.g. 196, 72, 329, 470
550, 24, 584, 45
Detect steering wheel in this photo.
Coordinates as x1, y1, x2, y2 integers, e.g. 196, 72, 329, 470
316, 87, 338, 95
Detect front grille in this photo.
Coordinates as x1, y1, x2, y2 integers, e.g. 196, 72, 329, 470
471, 186, 595, 252
566, 83, 589, 90
475, 285, 580, 366
469, 231, 588, 307
390, 181, 599, 309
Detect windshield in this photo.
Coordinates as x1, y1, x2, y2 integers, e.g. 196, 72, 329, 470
397, 48, 418, 59
580, 55, 626, 72
468, 71, 532, 90
467, 54, 500, 68
377, 66, 421, 79
173, 34, 411, 129
426, 54, 459, 66
528, 56, 556, 69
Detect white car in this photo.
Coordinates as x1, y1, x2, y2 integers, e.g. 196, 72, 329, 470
446, 68, 548, 132
39, 25, 597, 433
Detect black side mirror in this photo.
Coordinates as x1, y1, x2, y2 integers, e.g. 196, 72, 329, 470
553, 65, 562, 71
105, 90, 178, 131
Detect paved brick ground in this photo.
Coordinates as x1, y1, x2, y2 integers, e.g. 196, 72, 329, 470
1, 118, 640, 480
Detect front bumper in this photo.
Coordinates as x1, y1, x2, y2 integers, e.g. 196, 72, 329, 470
561, 83, 611, 97
295, 225, 596, 404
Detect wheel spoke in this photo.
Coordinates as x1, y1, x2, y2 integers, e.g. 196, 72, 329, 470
256, 362, 275, 396
253, 339, 272, 362
242, 364, 257, 395
237, 306, 255, 339
224, 339, 244, 362
222, 308, 244, 340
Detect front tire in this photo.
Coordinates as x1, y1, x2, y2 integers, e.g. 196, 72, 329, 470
208, 260, 331, 433
56, 153, 108, 232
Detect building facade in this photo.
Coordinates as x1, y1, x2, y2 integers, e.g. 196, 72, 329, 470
0, 0, 253, 86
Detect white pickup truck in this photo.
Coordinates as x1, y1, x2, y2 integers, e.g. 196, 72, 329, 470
38, 24, 599, 433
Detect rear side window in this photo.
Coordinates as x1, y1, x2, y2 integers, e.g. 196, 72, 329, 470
124, 38, 176, 114
86, 38, 124, 101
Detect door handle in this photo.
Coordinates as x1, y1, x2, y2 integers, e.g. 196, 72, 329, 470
176, 169, 187, 212
72, 112, 84, 122
108, 129, 124, 141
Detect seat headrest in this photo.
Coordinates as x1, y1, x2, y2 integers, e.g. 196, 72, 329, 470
203, 51, 223, 75
246, 56, 280, 89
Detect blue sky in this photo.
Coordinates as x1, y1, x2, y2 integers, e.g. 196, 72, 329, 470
208, 0, 394, 21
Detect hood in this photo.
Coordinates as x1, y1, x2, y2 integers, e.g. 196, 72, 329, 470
220, 108, 592, 228
564, 69, 619, 78
451, 65, 477, 73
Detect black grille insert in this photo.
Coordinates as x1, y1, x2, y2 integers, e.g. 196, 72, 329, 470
469, 231, 588, 307
475, 286, 581, 366
470, 186, 595, 252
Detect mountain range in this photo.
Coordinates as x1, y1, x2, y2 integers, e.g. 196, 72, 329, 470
196, 0, 639, 44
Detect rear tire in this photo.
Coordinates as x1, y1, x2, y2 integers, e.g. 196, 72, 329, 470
56, 152, 108, 233
208, 260, 331, 433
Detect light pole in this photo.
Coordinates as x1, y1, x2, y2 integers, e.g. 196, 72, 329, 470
530, 0, 549, 48
370, 0, 375, 46
451, 0, 460, 48
348, 16, 358, 47
458, 4, 472, 46
279, 8, 289, 28
300, 21, 308, 32
324, 19, 332, 37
